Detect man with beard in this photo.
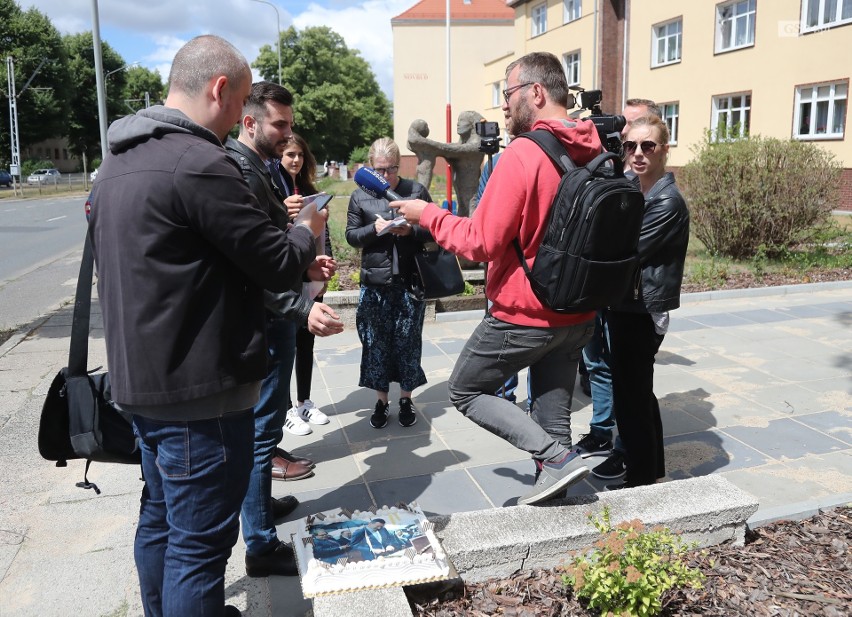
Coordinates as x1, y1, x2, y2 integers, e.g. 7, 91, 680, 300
225, 81, 343, 578
395, 52, 602, 506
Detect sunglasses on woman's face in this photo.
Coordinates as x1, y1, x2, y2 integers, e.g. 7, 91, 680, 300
623, 140, 659, 155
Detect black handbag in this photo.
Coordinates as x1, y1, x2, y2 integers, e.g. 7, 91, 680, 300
38, 235, 141, 494
409, 242, 466, 300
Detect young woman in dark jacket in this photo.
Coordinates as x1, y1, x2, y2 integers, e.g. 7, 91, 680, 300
607, 115, 690, 489
346, 137, 433, 429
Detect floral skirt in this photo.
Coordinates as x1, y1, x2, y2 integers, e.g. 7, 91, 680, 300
356, 284, 427, 393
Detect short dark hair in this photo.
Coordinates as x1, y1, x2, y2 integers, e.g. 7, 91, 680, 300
505, 52, 570, 108
370, 518, 386, 525
625, 98, 662, 118
244, 81, 293, 121
168, 35, 249, 96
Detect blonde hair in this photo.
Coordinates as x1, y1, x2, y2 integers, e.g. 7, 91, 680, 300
627, 115, 670, 145
368, 137, 400, 166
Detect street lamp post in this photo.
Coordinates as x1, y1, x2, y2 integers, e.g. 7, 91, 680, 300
250, 0, 282, 85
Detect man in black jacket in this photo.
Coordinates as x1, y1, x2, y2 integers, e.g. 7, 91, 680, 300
225, 81, 343, 578
90, 36, 328, 616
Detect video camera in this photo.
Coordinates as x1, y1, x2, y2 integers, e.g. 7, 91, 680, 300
475, 120, 501, 156
570, 87, 626, 155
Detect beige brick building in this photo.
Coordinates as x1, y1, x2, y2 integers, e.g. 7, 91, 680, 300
392, 0, 851, 207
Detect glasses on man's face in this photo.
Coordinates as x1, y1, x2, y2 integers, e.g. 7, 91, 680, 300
623, 140, 659, 155
502, 82, 534, 104
374, 165, 399, 175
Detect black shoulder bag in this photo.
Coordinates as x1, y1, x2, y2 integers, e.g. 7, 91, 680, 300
38, 234, 141, 494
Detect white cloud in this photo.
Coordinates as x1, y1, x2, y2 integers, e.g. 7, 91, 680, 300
294, 0, 413, 96
20, 0, 407, 97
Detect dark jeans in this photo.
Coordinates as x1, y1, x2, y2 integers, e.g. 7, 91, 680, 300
608, 310, 665, 486
133, 410, 254, 617
583, 310, 616, 440
241, 318, 297, 556
448, 314, 594, 461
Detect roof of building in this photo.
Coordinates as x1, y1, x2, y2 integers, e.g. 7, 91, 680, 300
392, 0, 514, 23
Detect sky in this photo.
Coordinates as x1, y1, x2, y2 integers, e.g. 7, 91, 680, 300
20, 0, 416, 98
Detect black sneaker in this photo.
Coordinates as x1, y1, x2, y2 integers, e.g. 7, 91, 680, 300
604, 480, 629, 491
370, 400, 389, 428
592, 450, 626, 479
398, 397, 417, 427
575, 433, 613, 458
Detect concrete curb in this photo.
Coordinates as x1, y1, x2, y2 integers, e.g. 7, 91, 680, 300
312, 476, 758, 617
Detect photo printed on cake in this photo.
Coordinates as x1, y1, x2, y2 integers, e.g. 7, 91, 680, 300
308, 509, 433, 564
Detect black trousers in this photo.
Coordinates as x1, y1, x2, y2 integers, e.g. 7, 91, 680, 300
295, 325, 316, 403
607, 310, 666, 487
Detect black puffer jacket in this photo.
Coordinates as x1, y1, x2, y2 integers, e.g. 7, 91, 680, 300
345, 177, 433, 287
615, 172, 690, 313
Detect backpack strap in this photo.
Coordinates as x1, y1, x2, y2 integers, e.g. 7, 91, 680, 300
511, 129, 576, 279
516, 129, 577, 173
75, 459, 101, 494
67, 234, 95, 378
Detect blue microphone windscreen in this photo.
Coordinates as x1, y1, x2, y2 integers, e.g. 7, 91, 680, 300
354, 167, 391, 199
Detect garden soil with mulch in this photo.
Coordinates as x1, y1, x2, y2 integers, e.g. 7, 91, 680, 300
409, 506, 851, 617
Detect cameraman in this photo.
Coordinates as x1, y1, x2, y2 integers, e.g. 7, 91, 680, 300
396, 52, 600, 506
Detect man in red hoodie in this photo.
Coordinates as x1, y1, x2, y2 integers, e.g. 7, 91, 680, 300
395, 52, 602, 506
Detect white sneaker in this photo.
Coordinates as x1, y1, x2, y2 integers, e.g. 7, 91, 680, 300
296, 399, 330, 425
284, 408, 312, 436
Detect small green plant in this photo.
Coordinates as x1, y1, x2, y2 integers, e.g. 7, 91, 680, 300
687, 258, 730, 289
562, 507, 703, 617
461, 281, 475, 296
326, 272, 341, 292
349, 271, 360, 285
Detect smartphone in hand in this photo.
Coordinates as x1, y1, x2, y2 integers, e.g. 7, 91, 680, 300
302, 192, 333, 211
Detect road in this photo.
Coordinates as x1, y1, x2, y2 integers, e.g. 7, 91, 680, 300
0, 193, 88, 331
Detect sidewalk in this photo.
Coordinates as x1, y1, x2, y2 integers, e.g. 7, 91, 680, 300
0, 283, 850, 616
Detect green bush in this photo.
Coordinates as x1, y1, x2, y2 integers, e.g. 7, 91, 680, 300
347, 145, 370, 166
562, 507, 704, 616
21, 159, 56, 176
679, 134, 841, 259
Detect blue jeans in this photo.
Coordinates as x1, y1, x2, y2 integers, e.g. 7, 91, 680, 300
448, 314, 594, 461
133, 411, 254, 617
241, 317, 298, 556
583, 311, 616, 440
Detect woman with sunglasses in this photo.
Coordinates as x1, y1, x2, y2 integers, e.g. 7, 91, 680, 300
346, 137, 433, 429
605, 115, 690, 489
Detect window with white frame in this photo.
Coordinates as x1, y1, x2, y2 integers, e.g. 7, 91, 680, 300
564, 0, 581, 23
660, 102, 680, 144
802, 0, 852, 31
492, 82, 501, 108
532, 3, 547, 36
653, 19, 682, 66
563, 51, 581, 86
716, 0, 756, 52
794, 82, 847, 138
712, 93, 751, 139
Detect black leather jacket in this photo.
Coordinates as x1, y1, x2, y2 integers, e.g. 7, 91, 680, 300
615, 172, 690, 314
345, 177, 433, 287
225, 137, 314, 325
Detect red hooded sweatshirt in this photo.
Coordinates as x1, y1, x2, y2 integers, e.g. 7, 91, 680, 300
419, 117, 602, 327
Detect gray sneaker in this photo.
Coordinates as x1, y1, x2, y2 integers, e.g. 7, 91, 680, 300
518, 451, 589, 506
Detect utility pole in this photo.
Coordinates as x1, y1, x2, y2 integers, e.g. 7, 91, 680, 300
91, 0, 109, 161
6, 57, 21, 186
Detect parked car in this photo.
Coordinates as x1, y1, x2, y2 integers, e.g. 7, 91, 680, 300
90, 168, 99, 182
0, 170, 12, 187
84, 191, 92, 221
26, 168, 61, 184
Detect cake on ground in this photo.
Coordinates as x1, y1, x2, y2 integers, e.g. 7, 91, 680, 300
292, 502, 452, 597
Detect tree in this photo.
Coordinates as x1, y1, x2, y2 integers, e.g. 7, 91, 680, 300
63, 32, 126, 163
253, 26, 392, 162
122, 65, 165, 113
0, 0, 70, 166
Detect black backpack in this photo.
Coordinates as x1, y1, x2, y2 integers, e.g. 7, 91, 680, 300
512, 129, 644, 313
